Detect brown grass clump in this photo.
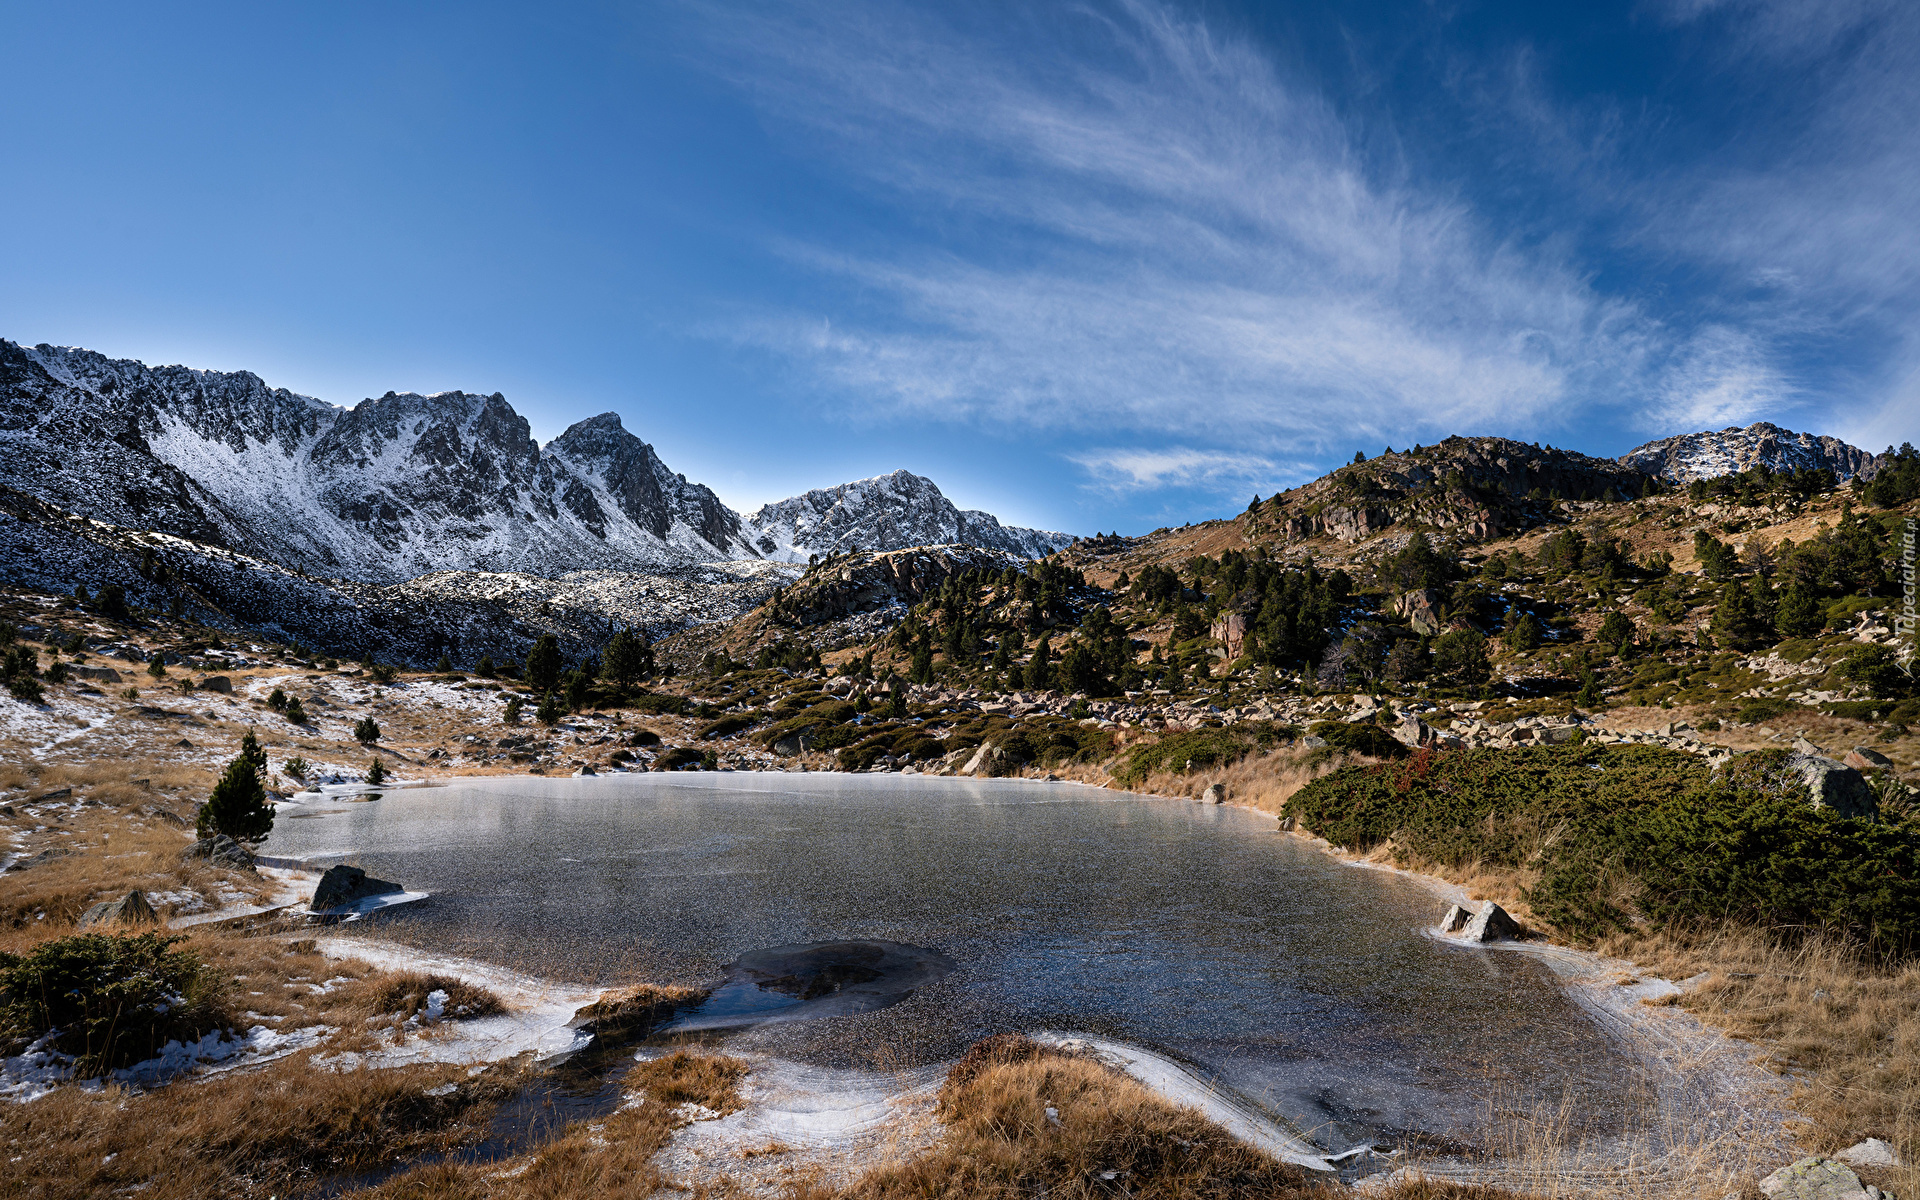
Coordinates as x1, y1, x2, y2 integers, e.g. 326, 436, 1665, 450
0, 1054, 520, 1200
627, 1048, 750, 1115
1608, 925, 1920, 1195
572, 981, 705, 1033
356, 971, 508, 1021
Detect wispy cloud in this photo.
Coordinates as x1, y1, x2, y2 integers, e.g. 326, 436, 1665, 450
1067, 446, 1288, 496
684, 0, 1917, 492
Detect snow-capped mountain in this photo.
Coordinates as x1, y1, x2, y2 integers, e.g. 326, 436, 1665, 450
1620, 422, 1879, 484
743, 469, 1073, 562
0, 340, 756, 582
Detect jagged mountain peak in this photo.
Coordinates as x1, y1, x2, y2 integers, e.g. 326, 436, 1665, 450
1619, 422, 1878, 483
743, 469, 1074, 562
0, 338, 755, 581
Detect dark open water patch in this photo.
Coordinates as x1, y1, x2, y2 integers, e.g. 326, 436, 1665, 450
267, 773, 1655, 1155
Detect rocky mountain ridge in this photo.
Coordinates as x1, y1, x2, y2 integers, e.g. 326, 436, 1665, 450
0, 341, 758, 582
1619, 421, 1881, 483
0, 340, 1075, 583
1259, 435, 1651, 547
743, 469, 1071, 562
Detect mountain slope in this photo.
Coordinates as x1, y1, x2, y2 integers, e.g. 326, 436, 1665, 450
0, 340, 756, 581
743, 469, 1073, 562
1619, 422, 1878, 483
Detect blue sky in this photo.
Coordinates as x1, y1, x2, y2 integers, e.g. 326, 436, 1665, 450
2, 0, 1915, 536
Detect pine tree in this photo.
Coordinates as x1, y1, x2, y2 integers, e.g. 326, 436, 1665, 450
435, 653, 453, 674
1596, 610, 1635, 650
1776, 585, 1822, 638
1575, 670, 1604, 710
239, 728, 267, 776
565, 669, 592, 712
476, 654, 497, 678
353, 716, 380, 745
525, 635, 563, 694
910, 643, 934, 685
1711, 580, 1762, 651
197, 750, 275, 843
536, 690, 564, 726
284, 696, 308, 724
147, 654, 167, 679
366, 758, 387, 785
601, 629, 647, 688
1503, 608, 1542, 653
1024, 637, 1053, 691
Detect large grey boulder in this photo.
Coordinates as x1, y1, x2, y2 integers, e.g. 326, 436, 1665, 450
1201, 783, 1226, 804
1440, 901, 1521, 943
181, 835, 256, 871
772, 731, 815, 757
1785, 754, 1878, 819
1392, 717, 1431, 748
79, 890, 158, 929
311, 864, 404, 912
1758, 1156, 1883, 1200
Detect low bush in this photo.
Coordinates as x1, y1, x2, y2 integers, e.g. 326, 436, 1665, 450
696, 712, 759, 740
1286, 744, 1920, 949
1308, 720, 1408, 759
651, 746, 706, 771
628, 692, 688, 716
0, 933, 223, 1075
1736, 696, 1800, 723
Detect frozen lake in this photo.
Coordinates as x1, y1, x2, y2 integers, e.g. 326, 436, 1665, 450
265, 772, 1648, 1154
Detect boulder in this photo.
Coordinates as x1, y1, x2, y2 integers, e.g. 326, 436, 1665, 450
1784, 754, 1878, 819
1201, 783, 1226, 805
72, 665, 122, 683
1394, 588, 1446, 636
79, 890, 158, 929
1758, 1157, 1875, 1200
311, 864, 404, 912
1301, 735, 1329, 750
1836, 1139, 1901, 1169
1392, 717, 1432, 748
199, 675, 233, 694
772, 733, 815, 757
1441, 900, 1521, 943
1842, 746, 1895, 774
181, 835, 257, 871
1792, 735, 1823, 755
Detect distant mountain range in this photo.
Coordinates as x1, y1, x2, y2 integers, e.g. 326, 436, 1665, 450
0, 340, 1074, 583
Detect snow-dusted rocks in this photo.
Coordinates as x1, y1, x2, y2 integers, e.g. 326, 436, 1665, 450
1, 341, 754, 582
1620, 422, 1880, 484
744, 469, 1072, 562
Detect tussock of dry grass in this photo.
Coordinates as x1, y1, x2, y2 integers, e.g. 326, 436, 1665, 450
572, 981, 705, 1032
358, 971, 508, 1021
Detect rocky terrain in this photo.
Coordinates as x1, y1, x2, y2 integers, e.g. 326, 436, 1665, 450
0, 486, 793, 665
1621, 421, 1884, 483
742, 469, 1072, 561
1256, 435, 1651, 546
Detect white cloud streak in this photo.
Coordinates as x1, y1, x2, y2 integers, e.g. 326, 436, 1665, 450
686, 0, 1915, 490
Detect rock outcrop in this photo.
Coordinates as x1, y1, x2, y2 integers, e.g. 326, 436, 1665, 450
1784, 753, 1878, 819
1264, 436, 1650, 546
181, 835, 257, 871
1440, 900, 1522, 943
311, 864, 404, 912
1621, 422, 1879, 484
79, 890, 158, 928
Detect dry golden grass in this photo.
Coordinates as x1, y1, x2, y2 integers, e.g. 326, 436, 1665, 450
359, 971, 509, 1021
0, 1053, 523, 1200
1605, 926, 1920, 1196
